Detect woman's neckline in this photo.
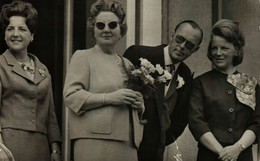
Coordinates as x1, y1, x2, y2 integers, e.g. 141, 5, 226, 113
9, 49, 30, 63
213, 68, 238, 75
96, 44, 116, 55
96, 45, 120, 65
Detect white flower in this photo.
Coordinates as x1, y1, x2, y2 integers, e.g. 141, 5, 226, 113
131, 69, 141, 75
144, 74, 154, 85
148, 65, 156, 73
140, 58, 151, 67
155, 64, 164, 74
164, 70, 172, 80
139, 58, 156, 74
176, 75, 185, 89
157, 70, 172, 83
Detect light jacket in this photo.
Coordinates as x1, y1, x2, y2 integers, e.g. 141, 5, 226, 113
0, 50, 61, 144
63, 46, 143, 148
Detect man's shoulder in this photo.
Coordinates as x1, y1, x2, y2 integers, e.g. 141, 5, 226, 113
124, 44, 166, 65
125, 44, 166, 53
179, 62, 193, 76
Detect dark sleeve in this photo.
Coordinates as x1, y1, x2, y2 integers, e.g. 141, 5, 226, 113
247, 84, 260, 136
123, 45, 140, 67
165, 72, 194, 145
188, 78, 211, 141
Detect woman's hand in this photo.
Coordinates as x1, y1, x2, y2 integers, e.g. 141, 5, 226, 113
51, 153, 61, 161
131, 91, 145, 113
106, 89, 141, 106
218, 144, 241, 161
51, 142, 61, 161
0, 134, 9, 161
0, 149, 9, 161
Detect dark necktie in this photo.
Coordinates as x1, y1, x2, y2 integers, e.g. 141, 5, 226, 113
166, 64, 175, 74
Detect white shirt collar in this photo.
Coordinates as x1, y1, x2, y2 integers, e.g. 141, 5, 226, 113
163, 45, 180, 69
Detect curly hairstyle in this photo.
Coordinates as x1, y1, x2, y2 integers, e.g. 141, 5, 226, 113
87, 0, 127, 37
207, 19, 245, 66
0, 0, 38, 34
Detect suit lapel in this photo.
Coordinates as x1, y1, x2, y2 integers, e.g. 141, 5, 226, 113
164, 72, 177, 100
3, 50, 32, 81
3, 50, 47, 84
32, 54, 47, 84
164, 62, 185, 100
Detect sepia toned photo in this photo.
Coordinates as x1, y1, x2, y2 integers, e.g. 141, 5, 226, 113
0, 0, 259, 161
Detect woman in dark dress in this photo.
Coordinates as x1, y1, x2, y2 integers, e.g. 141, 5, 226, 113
0, 1, 61, 161
189, 19, 260, 161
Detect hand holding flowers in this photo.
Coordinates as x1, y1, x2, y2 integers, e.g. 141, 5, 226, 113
105, 89, 144, 112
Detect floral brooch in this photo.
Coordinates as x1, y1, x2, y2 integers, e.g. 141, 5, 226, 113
39, 69, 46, 78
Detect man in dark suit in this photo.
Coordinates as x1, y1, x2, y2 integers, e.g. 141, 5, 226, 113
124, 20, 203, 161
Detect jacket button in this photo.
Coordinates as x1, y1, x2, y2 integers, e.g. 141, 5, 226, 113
31, 119, 36, 123
227, 90, 233, 95
228, 128, 233, 133
228, 108, 234, 113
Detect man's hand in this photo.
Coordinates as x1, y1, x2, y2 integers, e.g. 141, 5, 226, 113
131, 91, 144, 112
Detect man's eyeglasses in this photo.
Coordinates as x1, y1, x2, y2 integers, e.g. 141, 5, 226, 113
95, 21, 118, 30
174, 35, 196, 51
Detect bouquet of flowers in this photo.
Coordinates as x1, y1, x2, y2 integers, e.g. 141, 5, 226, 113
127, 58, 172, 98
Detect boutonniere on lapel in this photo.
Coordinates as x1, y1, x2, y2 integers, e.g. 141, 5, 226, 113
127, 58, 172, 98
176, 75, 185, 89
39, 69, 46, 78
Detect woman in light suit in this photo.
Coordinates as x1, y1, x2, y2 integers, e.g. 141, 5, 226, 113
0, 1, 61, 161
63, 0, 144, 161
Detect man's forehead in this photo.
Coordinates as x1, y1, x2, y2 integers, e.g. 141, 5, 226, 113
175, 23, 201, 43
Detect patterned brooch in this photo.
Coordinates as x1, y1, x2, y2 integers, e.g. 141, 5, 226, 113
39, 69, 46, 78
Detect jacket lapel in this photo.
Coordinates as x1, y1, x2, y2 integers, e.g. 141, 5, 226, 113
164, 62, 185, 100
3, 50, 32, 81
3, 50, 47, 84
164, 72, 177, 100
30, 54, 47, 84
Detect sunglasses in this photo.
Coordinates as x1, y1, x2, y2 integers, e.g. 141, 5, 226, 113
95, 21, 118, 30
174, 35, 196, 50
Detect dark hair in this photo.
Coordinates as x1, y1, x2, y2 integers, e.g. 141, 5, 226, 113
87, 0, 127, 36
0, 0, 38, 34
207, 19, 245, 66
174, 20, 203, 46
